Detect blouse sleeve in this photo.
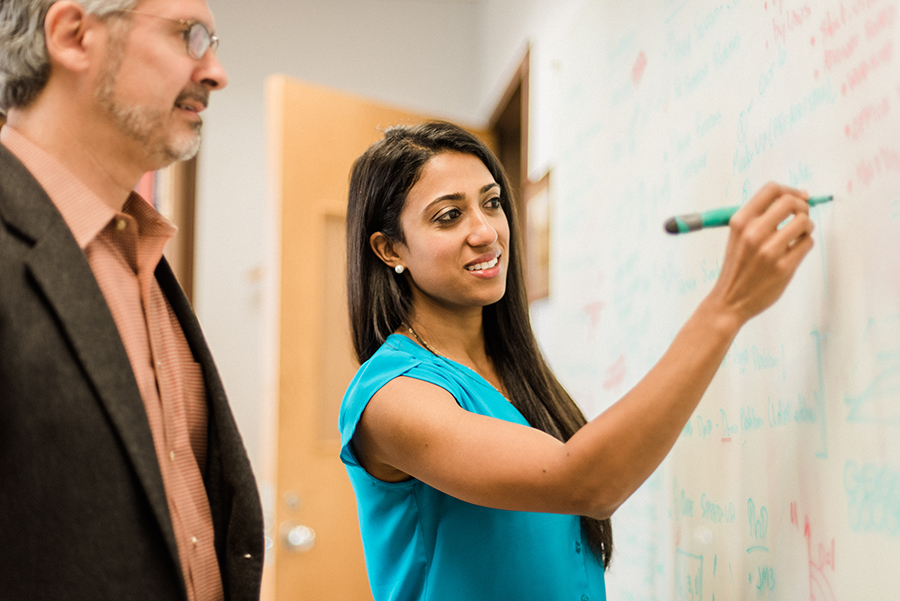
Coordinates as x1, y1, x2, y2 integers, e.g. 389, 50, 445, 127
339, 340, 422, 468
338, 338, 467, 468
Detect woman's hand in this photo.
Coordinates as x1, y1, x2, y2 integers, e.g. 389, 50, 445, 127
706, 182, 815, 327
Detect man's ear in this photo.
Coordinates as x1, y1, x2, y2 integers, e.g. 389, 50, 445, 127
44, 1, 98, 73
369, 231, 404, 271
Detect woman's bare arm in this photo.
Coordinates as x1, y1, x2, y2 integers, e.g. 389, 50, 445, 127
353, 183, 815, 518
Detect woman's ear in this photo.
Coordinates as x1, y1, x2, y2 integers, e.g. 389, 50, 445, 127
369, 232, 404, 271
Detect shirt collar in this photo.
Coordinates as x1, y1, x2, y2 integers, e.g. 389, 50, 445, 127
0, 125, 174, 249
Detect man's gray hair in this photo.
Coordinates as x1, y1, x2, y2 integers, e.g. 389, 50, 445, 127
0, 0, 138, 113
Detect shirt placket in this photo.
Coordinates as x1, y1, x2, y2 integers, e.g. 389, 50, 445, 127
139, 274, 222, 601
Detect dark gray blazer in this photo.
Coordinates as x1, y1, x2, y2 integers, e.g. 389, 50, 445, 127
0, 144, 264, 600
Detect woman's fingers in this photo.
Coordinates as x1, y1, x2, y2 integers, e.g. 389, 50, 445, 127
761, 193, 811, 231
712, 182, 818, 323
731, 191, 812, 266
771, 212, 815, 270
732, 190, 809, 240
762, 201, 814, 250
734, 181, 809, 222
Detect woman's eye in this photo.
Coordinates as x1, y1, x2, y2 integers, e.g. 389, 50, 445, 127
436, 209, 461, 223
485, 197, 502, 209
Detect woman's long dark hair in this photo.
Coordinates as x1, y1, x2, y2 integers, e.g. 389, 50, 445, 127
346, 121, 613, 568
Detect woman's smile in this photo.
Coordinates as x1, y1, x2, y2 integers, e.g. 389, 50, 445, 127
465, 251, 502, 277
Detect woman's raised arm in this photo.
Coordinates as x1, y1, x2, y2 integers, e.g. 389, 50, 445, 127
352, 182, 815, 519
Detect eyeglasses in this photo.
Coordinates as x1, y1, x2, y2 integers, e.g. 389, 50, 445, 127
116, 10, 220, 60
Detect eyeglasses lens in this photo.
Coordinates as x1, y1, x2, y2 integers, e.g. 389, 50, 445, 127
187, 23, 212, 59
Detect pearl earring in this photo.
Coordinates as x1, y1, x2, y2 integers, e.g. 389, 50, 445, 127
394, 265, 405, 274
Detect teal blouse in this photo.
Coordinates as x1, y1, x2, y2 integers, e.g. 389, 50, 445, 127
339, 334, 607, 601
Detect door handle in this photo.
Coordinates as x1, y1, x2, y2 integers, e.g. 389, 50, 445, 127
280, 522, 316, 552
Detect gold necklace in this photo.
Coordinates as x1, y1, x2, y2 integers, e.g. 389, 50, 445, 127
405, 323, 440, 356
404, 323, 507, 398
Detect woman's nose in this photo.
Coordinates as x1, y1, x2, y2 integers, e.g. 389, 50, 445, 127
467, 211, 498, 247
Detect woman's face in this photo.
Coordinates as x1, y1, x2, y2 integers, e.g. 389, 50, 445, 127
394, 151, 510, 314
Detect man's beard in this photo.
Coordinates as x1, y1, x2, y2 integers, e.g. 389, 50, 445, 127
94, 33, 204, 167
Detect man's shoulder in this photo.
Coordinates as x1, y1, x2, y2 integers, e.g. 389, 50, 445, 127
0, 143, 63, 243
0, 139, 31, 180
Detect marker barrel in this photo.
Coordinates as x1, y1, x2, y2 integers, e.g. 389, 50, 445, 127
665, 195, 832, 234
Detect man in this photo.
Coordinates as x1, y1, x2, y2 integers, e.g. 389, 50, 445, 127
0, 1, 263, 599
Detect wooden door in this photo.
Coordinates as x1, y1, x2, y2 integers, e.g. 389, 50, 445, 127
264, 76, 430, 601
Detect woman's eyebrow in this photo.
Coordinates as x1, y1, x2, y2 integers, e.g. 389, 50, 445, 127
427, 192, 465, 208
424, 183, 500, 211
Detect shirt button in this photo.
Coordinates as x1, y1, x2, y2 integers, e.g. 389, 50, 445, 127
575, 541, 582, 554
581, 596, 590, 601
115, 218, 127, 230
192, 536, 198, 547
169, 450, 175, 462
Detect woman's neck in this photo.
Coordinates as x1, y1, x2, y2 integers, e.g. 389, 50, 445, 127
408, 304, 482, 355
403, 305, 509, 396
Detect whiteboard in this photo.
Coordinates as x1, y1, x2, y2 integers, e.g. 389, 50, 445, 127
533, 0, 900, 598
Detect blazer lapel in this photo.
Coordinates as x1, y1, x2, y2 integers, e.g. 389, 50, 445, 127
156, 258, 265, 578
0, 146, 181, 569
155, 259, 228, 407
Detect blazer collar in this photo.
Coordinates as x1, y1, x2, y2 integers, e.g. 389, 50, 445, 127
0, 144, 62, 243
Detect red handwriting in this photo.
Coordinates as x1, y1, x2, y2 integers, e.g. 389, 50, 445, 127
844, 39, 893, 95
798, 509, 837, 601
820, 0, 881, 39
632, 51, 647, 87
854, 146, 900, 188
773, 3, 813, 45
865, 4, 897, 39
603, 354, 626, 390
582, 301, 605, 332
845, 96, 890, 139
824, 33, 860, 70
820, 8, 843, 38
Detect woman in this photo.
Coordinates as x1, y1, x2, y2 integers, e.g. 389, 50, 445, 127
339, 121, 813, 600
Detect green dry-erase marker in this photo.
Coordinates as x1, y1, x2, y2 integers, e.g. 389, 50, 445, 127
664, 195, 833, 234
